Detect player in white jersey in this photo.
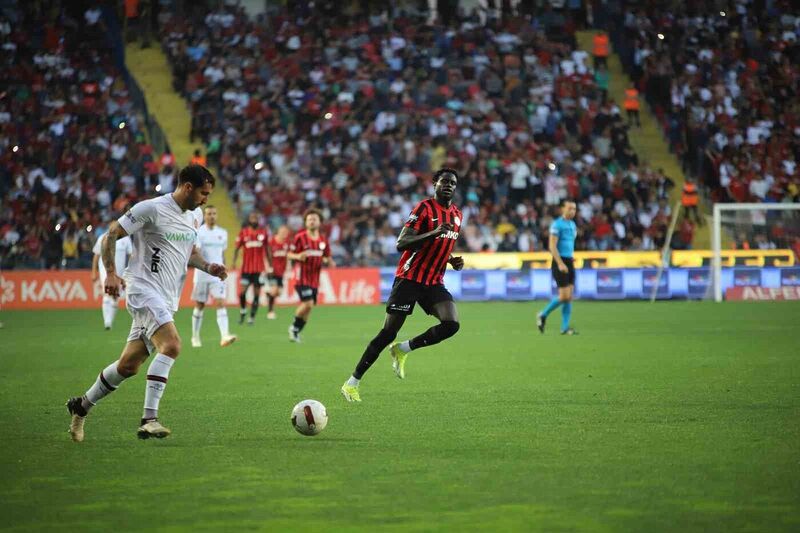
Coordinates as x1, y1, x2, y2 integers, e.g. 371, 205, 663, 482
66, 165, 225, 441
92, 230, 133, 330
190, 205, 237, 348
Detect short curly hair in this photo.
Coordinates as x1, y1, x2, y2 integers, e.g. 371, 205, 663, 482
433, 167, 459, 182
303, 208, 323, 224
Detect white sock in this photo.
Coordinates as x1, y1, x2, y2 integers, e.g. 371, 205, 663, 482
102, 295, 116, 328
83, 360, 127, 411
398, 341, 412, 353
192, 308, 203, 338
143, 353, 175, 420
216, 307, 229, 338
346, 376, 360, 386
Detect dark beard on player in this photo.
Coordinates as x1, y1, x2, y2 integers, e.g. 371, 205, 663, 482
249, 222, 258, 228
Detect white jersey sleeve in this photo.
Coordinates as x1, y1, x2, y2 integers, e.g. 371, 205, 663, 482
119, 200, 159, 235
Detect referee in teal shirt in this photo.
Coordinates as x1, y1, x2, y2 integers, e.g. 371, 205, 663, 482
537, 200, 578, 335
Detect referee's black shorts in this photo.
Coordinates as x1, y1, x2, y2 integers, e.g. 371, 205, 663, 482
551, 257, 576, 288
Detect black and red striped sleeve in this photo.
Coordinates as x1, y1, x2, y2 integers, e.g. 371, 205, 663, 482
291, 232, 305, 253
404, 200, 430, 232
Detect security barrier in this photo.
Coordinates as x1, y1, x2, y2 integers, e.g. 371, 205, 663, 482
0, 269, 379, 310
379, 267, 800, 301
3, 265, 799, 309
461, 250, 795, 270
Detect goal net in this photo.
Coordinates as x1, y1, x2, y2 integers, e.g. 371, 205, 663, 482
711, 203, 800, 302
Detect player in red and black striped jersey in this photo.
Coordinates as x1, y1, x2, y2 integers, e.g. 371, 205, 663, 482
266, 225, 291, 319
341, 168, 464, 402
232, 211, 272, 325
286, 208, 336, 342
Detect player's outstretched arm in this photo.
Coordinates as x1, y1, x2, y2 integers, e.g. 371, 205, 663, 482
189, 246, 227, 280
396, 223, 452, 252
102, 222, 128, 298
287, 250, 308, 261
448, 255, 464, 270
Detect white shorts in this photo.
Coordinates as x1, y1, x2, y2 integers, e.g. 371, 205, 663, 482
126, 292, 174, 355
192, 278, 226, 303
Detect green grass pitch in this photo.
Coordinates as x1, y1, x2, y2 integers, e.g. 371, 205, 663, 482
1, 301, 799, 531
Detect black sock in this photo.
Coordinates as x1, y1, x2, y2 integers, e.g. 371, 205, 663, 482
250, 300, 259, 318
267, 294, 275, 312
292, 316, 306, 332
354, 328, 397, 379
409, 321, 460, 351
239, 291, 247, 311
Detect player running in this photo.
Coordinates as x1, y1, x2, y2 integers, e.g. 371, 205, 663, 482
232, 211, 272, 326
341, 168, 464, 402
286, 209, 336, 342
266, 225, 291, 319
66, 164, 225, 441
537, 199, 578, 335
91, 227, 132, 330
190, 205, 237, 348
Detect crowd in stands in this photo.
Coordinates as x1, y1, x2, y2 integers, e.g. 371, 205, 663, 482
0, 2, 164, 270
612, 0, 799, 206
4, 1, 798, 271
159, 2, 684, 266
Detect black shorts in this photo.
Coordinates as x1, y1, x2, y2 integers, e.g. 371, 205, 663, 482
240, 273, 264, 287
268, 274, 284, 288
295, 285, 318, 304
552, 257, 576, 288
386, 278, 454, 316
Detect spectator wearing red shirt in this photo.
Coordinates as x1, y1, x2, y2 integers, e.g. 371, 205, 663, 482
0, 1, 164, 272
675, 219, 695, 250
152, 2, 702, 262
591, 214, 613, 251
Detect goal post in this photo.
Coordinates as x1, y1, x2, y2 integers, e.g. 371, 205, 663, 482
712, 203, 800, 302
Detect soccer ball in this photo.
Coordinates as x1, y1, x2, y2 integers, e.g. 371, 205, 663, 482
291, 399, 328, 436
